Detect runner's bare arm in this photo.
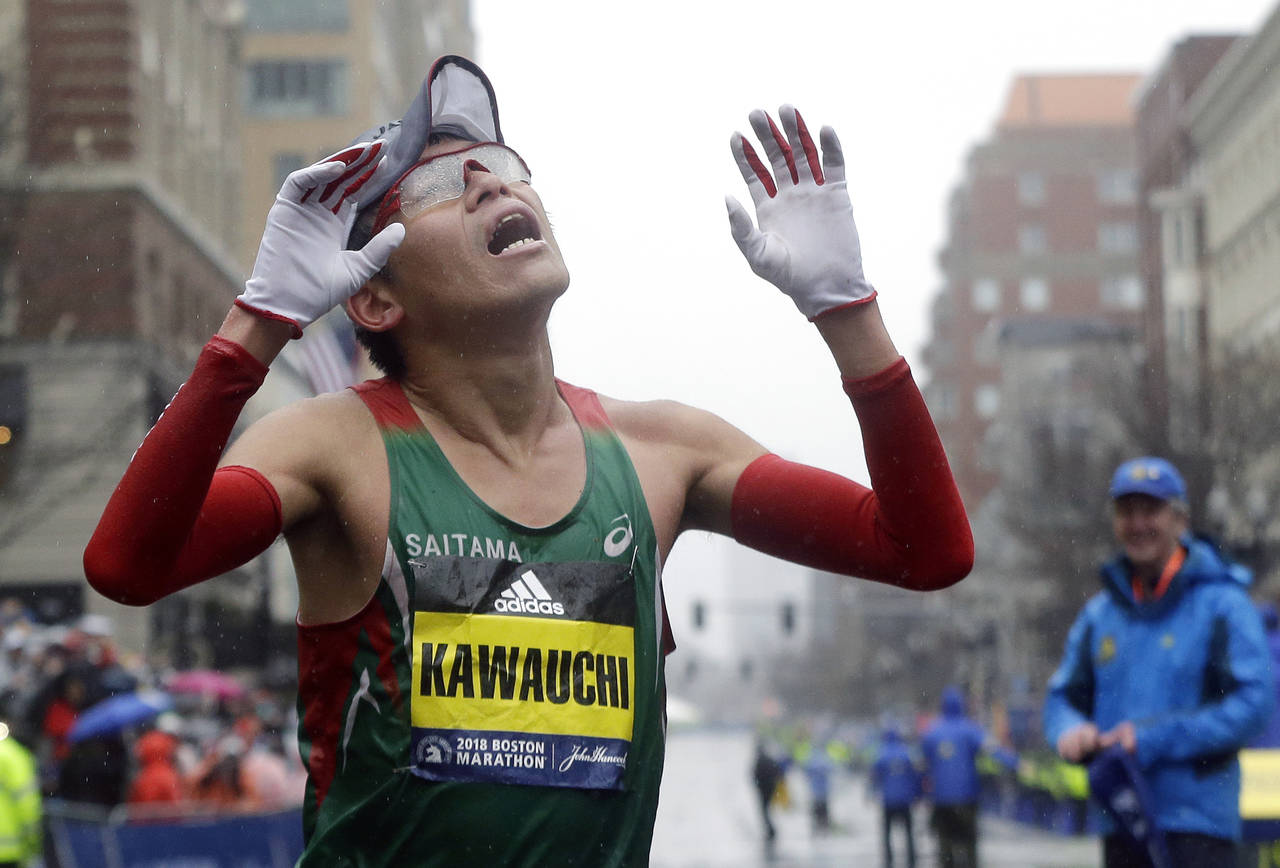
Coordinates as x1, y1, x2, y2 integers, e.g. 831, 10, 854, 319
218, 376, 390, 625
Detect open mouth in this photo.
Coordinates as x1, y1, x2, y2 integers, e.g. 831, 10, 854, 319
487, 211, 542, 255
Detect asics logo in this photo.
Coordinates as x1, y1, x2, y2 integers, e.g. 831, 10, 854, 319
494, 570, 565, 616
604, 514, 633, 558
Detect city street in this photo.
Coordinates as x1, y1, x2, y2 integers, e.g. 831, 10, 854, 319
651, 728, 1100, 868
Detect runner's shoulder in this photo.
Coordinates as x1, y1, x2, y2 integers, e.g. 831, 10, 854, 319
595, 392, 747, 450
237, 388, 377, 458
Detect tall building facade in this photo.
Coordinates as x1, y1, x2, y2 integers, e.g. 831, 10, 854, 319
1136, 36, 1240, 477
0, 0, 245, 650
924, 74, 1145, 510
1164, 6, 1280, 568
0, 0, 478, 658
1187, 8, 1280, 353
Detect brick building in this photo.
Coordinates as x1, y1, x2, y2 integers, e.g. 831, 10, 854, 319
0, 0, 475, 661
0, 1, 244, 654
1136, 35, 1241, 486
924, 73, 1145, 511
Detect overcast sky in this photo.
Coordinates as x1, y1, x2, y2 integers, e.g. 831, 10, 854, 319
471, 0, 1272, 472
467, 0, 1276, 648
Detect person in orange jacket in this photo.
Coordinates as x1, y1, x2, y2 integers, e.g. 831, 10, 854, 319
127, 728, 184, 807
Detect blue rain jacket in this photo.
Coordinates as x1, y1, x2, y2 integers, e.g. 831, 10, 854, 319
1248, 604, 1280, 749
1044, 537, 1274, 840
921, 687, 986, 805
871, 729, 923, 809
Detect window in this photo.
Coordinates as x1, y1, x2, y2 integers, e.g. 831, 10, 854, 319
1164, 207, 1204, 268
245, 0, 349, 31
1017, 171, 1045, 206
973, 330, 998, 365
975, 384, 1001, 419
0, 260, 16, 338
971, 278, 1001, 312
245, 59, 348, 117
139, 21, 159, 75
1097, 168, 1137, 204
1018, 224, 1047, 255
1019, 277, 1050, 311
1098, 222, 1138, 254
273, 152, 307, 190
1100, 274, 1144, 309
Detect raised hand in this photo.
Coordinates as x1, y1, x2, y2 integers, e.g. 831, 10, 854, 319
236, 141, 406, 337
726, 106, 875, 320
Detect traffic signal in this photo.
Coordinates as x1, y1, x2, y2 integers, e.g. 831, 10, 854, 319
781, 601, 795, 634
0, 365, 26, 490
692, 601, 705, 630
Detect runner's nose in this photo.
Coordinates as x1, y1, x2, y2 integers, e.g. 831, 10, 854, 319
462, 159, 490, 182
463, 160, 512, 207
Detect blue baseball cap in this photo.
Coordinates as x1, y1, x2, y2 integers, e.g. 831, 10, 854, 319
1109, 457, 1186, 502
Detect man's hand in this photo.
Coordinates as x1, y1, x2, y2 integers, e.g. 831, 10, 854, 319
726, 106, 876, 320
1099, 721, 1138, 755
1056, 722, 1101, 763
236, 141, 406, 338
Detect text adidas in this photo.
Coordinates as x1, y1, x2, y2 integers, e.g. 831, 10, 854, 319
494, 598, 565, 616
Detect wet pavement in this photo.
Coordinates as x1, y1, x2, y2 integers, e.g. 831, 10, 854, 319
650, 727, 1100, 868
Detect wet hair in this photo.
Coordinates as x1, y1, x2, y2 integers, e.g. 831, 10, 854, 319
349, 256, 407, 380
348, 207, 379, 253
354, 320, 407, 381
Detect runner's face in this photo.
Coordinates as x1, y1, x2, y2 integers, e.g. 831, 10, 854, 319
383, 138, 569, 318
1111, 494, 1185, 574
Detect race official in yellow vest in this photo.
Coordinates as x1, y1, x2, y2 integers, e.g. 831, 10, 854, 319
0, 720, 40, 868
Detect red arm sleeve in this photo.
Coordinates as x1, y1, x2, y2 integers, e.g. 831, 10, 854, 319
730, 357, 973, 590
83, 337, 283, 605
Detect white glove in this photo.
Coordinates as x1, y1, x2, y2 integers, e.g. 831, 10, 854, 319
726, 105, 876, 320
236, 141, 406, 337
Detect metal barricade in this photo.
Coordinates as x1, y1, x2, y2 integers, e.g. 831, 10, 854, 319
44, 800, 303, 868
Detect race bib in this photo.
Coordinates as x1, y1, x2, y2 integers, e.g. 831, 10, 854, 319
407, 557, 636, 790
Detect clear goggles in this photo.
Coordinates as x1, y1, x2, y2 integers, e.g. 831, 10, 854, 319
372, 142, 531, 231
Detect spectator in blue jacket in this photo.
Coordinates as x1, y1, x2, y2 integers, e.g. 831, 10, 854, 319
1248, 602, 1280, 749
1045, 456, 1274, 868
1242, 602, 1280, 859
871, 724, 923, 868
802, 743, 834, 834
921, 685, 985, 868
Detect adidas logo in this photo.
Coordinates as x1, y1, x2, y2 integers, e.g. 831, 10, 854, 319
494, 570, 566, 616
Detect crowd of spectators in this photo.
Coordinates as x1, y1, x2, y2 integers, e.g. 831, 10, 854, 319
0, 599, 305, 817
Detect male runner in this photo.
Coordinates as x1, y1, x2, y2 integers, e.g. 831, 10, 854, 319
85, 56, 973, 865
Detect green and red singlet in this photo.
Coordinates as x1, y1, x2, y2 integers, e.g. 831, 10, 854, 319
294, 379, 668, 866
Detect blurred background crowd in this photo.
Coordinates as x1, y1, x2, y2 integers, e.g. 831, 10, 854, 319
0, 599, 304, 819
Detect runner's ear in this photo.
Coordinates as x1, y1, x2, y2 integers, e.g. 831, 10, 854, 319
346, 280, 404, 333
